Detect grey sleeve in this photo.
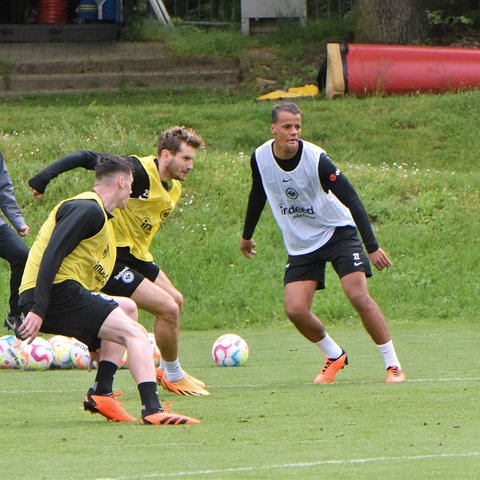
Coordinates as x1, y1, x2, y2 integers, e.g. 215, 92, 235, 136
0, 152, 26, 232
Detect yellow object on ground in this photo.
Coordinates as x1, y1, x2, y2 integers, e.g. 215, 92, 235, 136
256, 83, 319, 102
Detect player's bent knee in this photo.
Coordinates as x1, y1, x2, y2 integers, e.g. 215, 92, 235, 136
154, 299, 180, 324
285, 304, 309, 323
348, 292, 373, 312
116, 297, 138, 319
175, 292, 184, 310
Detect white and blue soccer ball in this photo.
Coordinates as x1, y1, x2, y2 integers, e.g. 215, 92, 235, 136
212, 333, 249, 367
70, 338, 91, 370
0, 335, 23, 369
19, 337, 54, 371
48, 335, 74, 369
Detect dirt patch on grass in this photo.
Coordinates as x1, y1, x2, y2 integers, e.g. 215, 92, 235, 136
241, 45, 323, 94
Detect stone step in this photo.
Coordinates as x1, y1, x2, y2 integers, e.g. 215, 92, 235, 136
2, 68, 241, 95
0, 24, 120, 43
11, 56, 240, 75
0, 41, 245, 95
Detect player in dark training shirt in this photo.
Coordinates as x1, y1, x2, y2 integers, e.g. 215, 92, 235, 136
20, 155, 199, 424
29, 127, 208, 397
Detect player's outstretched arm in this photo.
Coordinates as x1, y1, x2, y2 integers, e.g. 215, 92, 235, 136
29, 150, 99, 195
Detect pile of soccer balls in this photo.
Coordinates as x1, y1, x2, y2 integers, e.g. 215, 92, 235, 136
1, 331, 250, 370
0, 332, 160, 371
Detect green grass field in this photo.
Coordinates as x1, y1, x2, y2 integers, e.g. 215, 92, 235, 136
1, 322, 479, 480
0, 85, 479, 479
1, 90, 479, 328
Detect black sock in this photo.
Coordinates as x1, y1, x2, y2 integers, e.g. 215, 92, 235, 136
93, 360, 118, 395
138, 381, 161, 415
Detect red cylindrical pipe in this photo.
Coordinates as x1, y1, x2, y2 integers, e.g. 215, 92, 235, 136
343, 43, 480, 96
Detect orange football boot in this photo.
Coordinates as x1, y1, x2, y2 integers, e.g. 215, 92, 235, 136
385, 366, 407, 383
83, 389, 136, 422
314, 350, 348, 383
141, 402, 200, 425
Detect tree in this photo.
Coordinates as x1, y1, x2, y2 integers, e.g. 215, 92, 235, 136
355, 0, 428, 44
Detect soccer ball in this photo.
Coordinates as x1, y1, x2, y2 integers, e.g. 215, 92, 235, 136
0, 335, 23, 369
212, 333, 249, 367
19, 337, 54, 371
148, 332, 161, 367
70, 338, 91, 370
48, 335, 74, 369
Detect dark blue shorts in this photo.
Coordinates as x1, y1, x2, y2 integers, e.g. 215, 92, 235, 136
284, 226, 372, 290
19, 280, 118, 351
102, 247, 160, 297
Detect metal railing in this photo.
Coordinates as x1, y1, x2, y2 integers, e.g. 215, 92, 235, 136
162, 0, 354, 23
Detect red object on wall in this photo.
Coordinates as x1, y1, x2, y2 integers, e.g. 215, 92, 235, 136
323, 43, 480, 98
37, 0, 68, 24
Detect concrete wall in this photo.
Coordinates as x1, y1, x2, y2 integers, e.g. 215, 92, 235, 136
241, 0, 307, 35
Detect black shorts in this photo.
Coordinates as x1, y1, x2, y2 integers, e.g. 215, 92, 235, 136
102, 247, 160, 297
284, 226, 372, 290
19, 280, 118, 351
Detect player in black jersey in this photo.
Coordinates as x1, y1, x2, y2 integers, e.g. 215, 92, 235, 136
19, 155, 199, 425
29, 127, 208, 396
240, 103, 406, 384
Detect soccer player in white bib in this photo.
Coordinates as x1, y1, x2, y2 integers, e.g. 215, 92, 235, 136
240, 103, 406, 384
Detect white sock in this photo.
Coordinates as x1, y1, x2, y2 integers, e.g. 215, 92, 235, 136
163, 359, 184, 382
315, 333, 343, 359
376, 340, 401, 370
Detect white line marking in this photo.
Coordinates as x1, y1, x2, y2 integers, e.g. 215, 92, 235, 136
96, 452, 480, 479
1, 376, 479, 395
